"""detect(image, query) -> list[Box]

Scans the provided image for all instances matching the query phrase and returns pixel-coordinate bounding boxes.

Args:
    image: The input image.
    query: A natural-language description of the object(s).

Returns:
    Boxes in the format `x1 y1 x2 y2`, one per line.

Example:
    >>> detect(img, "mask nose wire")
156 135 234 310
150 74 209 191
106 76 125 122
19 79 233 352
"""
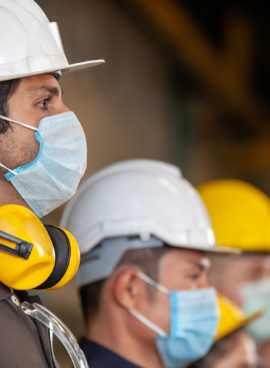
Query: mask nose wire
0 115 37 131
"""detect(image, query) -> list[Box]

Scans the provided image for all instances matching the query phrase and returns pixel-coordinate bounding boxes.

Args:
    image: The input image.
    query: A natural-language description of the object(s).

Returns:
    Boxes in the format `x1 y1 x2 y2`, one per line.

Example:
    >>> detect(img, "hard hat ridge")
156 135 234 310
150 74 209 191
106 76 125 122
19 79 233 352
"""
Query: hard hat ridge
61 160 238 286
61 159 217 252
198 179 270 252
0 0 104 82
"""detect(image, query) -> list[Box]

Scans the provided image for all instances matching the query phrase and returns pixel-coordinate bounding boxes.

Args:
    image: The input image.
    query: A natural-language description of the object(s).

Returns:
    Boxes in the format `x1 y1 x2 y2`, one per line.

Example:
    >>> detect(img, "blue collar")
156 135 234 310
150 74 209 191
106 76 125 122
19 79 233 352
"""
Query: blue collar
80 337 141 368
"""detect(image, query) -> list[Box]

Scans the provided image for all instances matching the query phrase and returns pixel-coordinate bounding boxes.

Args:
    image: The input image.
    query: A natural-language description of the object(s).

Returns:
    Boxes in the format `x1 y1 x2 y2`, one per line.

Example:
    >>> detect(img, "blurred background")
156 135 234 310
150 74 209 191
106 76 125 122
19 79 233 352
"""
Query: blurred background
36 0 270 365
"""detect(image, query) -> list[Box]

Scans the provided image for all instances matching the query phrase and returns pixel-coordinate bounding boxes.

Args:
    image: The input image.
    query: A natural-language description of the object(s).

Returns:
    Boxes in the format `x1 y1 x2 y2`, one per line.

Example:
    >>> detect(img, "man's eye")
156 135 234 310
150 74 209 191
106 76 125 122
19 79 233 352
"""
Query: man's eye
38 97 51 109
188 273 200 280
249 268 263 279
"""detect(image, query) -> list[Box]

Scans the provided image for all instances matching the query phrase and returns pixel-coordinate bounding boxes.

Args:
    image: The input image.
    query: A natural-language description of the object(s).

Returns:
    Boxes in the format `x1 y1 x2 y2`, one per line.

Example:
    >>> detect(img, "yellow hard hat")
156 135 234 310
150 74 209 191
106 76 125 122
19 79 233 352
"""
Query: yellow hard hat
198 179 270 252
0 204 80 290
216 294 263 341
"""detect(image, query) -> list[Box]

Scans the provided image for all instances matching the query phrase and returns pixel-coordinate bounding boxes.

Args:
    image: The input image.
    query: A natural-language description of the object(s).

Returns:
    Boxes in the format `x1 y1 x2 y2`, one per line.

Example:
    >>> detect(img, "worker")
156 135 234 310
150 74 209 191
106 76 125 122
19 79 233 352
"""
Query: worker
0 0 104 366
61 159 236 368
188 294 262 368
198 179 270 367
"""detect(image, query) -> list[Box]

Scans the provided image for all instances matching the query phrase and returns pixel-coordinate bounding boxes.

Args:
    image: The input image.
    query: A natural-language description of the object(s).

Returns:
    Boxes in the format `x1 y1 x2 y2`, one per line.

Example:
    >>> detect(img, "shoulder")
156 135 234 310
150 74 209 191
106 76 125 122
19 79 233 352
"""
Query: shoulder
0 282 11 300
0 283 52 367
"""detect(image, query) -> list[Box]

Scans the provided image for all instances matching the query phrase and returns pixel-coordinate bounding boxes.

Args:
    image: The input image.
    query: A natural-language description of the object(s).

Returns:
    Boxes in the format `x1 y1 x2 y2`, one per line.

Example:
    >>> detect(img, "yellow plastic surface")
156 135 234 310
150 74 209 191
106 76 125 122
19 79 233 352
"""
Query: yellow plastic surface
216 294 263 341
198 179 270 252
48 228 80 290
0 205 55 289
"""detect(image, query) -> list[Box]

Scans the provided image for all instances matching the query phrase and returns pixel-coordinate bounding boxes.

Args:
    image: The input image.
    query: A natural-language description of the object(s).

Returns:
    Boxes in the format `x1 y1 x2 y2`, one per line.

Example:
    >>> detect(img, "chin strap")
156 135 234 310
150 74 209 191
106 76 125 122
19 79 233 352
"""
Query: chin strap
21 302 89 368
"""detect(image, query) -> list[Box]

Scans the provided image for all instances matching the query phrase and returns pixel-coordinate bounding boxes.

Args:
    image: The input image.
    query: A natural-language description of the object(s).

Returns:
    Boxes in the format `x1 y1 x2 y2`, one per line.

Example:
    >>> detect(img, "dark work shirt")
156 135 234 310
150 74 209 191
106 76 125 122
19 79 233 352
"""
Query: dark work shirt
80 337 142 368
0 282 53 368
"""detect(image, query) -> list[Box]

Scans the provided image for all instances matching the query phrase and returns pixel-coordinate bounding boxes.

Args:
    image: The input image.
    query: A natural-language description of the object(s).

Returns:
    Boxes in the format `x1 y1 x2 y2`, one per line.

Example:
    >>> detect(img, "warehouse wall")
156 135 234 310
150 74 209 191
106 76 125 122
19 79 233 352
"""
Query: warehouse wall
40 1 174 365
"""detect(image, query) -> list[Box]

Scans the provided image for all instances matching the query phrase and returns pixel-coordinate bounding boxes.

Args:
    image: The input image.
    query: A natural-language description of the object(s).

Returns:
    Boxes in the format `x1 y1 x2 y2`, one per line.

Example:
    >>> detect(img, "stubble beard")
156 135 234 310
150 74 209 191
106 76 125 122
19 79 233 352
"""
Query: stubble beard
0 129 39 182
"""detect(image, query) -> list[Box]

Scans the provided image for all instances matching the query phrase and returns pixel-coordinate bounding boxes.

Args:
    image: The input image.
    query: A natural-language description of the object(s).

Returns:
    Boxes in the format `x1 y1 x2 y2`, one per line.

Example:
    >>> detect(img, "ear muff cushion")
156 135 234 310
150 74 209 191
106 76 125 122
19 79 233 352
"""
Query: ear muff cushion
36 225 71 289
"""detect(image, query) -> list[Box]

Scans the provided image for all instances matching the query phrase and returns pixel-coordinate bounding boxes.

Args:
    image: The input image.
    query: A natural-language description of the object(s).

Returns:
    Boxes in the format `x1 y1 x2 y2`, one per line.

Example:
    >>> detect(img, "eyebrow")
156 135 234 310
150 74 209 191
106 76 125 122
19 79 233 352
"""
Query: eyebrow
190 259 211 271
30 85 62 96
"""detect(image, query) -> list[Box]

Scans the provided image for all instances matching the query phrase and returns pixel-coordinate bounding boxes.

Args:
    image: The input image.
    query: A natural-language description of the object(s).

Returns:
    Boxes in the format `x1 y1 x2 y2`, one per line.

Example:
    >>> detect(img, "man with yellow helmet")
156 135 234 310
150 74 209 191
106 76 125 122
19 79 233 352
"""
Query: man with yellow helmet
0 0 104 366
199 179 270 367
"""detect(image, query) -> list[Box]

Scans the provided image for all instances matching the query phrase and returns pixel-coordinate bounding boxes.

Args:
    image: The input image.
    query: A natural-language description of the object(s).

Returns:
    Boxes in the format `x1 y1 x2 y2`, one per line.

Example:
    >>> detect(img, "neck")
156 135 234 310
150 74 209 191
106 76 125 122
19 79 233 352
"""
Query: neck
0 179 28 208
87 309 163 368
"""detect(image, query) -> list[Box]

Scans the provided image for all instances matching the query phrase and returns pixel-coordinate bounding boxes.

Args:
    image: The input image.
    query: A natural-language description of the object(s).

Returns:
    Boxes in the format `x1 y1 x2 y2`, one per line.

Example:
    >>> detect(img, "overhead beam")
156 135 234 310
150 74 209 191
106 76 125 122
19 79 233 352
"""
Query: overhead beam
129 0 266 128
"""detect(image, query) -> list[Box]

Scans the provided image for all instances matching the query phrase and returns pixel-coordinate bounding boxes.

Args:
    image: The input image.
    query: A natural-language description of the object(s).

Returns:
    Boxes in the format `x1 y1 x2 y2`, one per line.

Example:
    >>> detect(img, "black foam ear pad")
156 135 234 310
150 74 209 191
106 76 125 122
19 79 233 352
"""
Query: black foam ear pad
36 225 71 289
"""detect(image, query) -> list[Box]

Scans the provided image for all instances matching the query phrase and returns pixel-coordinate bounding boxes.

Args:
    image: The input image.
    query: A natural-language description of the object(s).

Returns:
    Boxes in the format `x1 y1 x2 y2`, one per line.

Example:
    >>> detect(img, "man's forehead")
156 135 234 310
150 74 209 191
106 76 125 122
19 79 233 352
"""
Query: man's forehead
187 255 211 269
18 74 62 96
21 74 60 88
163 248 211 268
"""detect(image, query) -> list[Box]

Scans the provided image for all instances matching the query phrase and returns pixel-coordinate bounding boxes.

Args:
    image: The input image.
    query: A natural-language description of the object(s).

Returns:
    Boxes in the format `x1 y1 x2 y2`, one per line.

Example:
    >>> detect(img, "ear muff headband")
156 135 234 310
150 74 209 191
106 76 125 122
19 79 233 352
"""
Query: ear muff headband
37 225 71 289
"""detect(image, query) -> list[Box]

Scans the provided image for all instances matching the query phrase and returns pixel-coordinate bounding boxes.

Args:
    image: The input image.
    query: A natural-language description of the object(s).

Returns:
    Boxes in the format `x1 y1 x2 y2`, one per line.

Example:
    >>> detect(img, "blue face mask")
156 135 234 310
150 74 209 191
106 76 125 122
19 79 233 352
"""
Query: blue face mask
0 111 87 218
240 277 270 343
129 272 219 368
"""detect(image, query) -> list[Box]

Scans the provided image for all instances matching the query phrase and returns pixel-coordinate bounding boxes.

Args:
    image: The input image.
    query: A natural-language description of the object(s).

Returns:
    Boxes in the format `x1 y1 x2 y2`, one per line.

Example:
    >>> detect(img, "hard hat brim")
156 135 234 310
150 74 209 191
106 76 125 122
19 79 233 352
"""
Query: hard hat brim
0 59 105 82
216 309 264 341
178 243 241 255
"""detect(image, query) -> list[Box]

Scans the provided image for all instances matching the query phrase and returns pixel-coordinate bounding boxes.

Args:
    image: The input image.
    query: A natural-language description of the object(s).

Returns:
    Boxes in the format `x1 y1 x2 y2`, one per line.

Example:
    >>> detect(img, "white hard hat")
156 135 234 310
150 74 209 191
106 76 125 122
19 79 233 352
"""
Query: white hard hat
61 160 238 286
0 0 104 82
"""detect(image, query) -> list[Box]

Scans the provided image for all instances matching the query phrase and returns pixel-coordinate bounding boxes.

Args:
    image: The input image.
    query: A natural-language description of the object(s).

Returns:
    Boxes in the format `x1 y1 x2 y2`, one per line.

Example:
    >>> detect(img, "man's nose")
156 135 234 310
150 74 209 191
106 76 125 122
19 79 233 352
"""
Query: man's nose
198 274 211 289
58 101 69 113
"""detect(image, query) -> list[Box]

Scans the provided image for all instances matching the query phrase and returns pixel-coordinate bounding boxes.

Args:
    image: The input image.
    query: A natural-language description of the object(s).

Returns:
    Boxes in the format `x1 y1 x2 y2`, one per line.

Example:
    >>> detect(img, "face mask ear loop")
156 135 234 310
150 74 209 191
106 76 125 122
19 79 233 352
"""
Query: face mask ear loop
129 271 169 337
0 114 37 131
128 308 167 337
0 163 18 176
137 271 169 295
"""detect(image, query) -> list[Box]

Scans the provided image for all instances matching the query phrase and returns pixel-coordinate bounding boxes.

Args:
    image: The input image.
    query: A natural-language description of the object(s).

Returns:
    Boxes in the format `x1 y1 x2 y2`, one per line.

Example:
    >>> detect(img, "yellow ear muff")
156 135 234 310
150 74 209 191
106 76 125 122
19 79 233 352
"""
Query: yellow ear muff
0 204 80 291
0 204 55 290
49 228 80 290
37 226 80 290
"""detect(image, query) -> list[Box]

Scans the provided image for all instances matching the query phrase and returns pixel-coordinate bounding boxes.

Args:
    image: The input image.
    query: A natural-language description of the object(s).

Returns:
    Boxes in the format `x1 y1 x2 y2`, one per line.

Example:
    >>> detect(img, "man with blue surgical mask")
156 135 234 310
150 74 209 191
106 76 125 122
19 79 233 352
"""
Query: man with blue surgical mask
61 159 237 368
0 0 104 218
0 0 104 366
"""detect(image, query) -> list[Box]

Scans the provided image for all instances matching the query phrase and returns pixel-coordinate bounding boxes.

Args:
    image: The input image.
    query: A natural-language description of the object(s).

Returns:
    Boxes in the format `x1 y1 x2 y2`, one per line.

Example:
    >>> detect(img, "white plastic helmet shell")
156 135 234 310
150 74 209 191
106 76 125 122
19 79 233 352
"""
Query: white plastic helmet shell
0 0 104 81
61 159 234 256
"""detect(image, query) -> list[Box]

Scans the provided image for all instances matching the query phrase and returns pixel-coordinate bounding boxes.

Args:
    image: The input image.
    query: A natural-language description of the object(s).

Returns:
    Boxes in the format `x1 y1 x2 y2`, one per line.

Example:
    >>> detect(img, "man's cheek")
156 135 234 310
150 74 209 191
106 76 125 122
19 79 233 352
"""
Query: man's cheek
11 134 38 168
29 137 40 161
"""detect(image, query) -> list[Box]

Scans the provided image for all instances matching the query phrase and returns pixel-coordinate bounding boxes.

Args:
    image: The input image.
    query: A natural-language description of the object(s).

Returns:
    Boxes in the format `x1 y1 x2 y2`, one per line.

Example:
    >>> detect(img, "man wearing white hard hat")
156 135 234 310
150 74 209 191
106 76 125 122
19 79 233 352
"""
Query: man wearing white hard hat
61 159 237 368
0 0 104 366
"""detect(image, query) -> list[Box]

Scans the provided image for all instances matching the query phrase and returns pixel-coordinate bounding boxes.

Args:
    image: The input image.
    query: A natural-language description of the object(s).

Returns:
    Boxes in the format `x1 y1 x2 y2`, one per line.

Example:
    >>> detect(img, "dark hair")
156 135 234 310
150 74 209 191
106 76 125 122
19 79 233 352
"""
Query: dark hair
0 79 21 134
80 244 174 323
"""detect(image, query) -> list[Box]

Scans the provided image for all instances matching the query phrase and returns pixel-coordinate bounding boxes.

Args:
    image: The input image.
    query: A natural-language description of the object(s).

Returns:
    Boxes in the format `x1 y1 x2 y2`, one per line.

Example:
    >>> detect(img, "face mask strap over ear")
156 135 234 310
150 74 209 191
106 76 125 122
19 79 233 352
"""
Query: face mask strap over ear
0 230 33 259
137 271 169 295
128 271 169 337
36 225 71 289
0 114 37 131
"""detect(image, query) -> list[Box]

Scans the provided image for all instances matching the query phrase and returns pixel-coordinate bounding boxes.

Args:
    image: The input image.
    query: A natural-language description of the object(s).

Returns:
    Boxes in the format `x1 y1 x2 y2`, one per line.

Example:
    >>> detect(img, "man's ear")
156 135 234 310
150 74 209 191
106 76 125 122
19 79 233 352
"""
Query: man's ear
112 268 146 309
